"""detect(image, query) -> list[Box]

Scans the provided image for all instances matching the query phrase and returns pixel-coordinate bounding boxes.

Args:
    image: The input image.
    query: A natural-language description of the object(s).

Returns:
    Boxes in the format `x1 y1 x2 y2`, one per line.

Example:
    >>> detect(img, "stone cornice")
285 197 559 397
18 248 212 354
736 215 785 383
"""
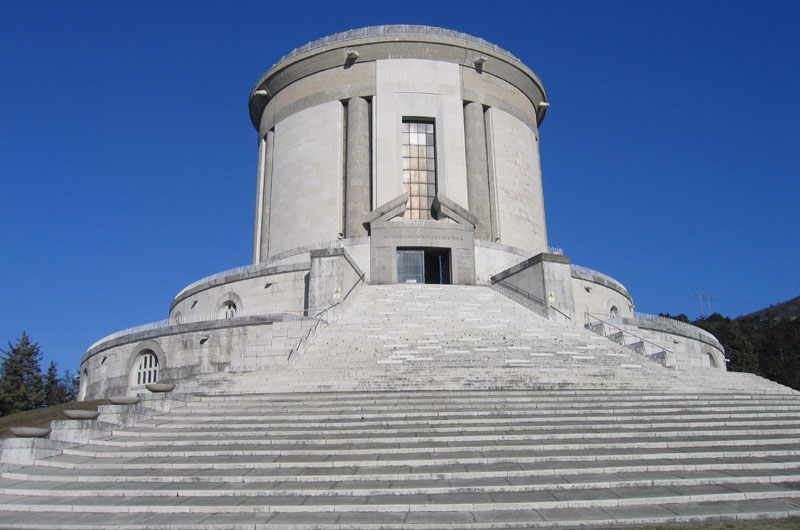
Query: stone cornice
249 26 547 129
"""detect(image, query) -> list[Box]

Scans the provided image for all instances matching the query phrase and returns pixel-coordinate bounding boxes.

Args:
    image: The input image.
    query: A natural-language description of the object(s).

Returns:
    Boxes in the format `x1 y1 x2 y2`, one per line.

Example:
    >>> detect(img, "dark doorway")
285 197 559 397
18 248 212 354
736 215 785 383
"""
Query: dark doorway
397 248 451 284
424 248 451 284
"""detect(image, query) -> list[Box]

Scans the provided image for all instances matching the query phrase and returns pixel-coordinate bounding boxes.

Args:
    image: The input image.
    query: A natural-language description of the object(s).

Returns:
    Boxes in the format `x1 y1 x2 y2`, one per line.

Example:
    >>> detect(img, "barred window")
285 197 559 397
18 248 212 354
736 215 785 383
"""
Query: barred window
402 121 436 220
135 351 159 385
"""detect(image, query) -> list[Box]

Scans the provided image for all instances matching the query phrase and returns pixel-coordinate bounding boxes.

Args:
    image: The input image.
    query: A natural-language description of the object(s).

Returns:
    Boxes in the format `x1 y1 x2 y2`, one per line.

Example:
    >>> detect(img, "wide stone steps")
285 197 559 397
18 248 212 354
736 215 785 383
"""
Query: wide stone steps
180 284 716 395
177 284 792 396
4 390 800 527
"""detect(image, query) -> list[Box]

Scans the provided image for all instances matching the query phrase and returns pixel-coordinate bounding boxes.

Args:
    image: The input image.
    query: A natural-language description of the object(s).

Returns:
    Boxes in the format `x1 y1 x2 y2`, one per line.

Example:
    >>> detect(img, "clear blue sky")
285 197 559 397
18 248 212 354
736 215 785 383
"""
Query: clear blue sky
1 0 798 373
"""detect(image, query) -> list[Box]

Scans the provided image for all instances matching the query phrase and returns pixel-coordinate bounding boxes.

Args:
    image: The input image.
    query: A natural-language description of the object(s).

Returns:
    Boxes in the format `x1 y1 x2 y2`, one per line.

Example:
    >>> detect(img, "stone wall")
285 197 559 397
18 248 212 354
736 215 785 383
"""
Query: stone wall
250 30 550 264
267 101 344 257
613 317 727 370
488 107 547 254
169 266 309 322
570 270 635 323
80 317 313 399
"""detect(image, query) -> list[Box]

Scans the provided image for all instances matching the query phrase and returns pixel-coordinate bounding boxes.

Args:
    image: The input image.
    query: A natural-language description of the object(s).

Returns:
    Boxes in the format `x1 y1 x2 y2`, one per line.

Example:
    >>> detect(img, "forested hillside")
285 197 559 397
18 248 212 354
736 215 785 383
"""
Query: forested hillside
662 296 800 391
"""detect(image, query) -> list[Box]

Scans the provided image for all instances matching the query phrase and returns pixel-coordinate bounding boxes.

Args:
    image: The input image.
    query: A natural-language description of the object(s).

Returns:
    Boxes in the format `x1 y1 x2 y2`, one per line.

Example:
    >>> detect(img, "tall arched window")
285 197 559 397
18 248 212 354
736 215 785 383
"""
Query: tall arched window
135 351 159 385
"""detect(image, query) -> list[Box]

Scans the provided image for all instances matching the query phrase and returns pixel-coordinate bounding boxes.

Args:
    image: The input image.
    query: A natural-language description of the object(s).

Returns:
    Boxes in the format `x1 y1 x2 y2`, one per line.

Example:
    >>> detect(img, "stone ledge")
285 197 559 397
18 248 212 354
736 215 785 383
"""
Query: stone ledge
170 261 310 311
309 247 365 279
491 252 571 283
570 269 633 304
84 314 308 362
618 316 724 352
250 29 547 129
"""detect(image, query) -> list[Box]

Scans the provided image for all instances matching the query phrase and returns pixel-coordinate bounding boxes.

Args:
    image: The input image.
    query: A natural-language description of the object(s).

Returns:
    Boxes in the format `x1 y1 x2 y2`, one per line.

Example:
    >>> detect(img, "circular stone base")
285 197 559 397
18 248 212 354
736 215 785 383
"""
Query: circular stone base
108 396 141 405
10 427 51 438
63 410 100 420
145 383 175 393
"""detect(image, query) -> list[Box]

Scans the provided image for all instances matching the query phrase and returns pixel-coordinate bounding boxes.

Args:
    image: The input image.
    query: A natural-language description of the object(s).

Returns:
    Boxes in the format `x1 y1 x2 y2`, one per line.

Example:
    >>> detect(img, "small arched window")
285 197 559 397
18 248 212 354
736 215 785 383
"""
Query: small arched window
223 301 237 319
135 351 159 385
609 305 619 317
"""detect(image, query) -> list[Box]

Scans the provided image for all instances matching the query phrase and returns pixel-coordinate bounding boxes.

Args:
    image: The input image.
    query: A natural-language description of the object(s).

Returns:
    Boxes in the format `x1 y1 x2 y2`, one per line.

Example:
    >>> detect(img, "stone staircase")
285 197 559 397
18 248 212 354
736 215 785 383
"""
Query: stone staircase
3 389 800 527
178 285 792 395
2 284 799 527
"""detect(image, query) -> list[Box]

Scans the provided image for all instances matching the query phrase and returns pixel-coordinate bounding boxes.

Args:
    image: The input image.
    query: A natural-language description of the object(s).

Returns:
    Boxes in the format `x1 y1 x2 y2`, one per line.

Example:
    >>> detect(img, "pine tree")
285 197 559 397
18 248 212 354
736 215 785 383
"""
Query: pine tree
61 369 79 403
0 332 45 416
43 361 64 407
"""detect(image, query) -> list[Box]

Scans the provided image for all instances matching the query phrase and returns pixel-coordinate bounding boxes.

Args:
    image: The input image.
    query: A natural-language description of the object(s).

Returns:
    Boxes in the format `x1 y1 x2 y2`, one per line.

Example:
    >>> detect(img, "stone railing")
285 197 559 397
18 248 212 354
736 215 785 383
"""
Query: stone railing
278 25 520 65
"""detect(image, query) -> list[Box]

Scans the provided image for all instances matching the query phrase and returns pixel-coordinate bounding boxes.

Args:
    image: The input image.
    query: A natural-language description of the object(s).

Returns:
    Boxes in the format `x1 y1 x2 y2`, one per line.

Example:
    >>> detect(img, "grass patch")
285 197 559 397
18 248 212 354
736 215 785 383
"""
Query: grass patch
0 400 109 438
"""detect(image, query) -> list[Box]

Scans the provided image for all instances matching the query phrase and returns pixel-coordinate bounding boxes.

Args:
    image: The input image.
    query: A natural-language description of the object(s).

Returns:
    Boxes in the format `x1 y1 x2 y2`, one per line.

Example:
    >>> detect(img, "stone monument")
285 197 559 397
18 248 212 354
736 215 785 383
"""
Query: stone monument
77 26 726 400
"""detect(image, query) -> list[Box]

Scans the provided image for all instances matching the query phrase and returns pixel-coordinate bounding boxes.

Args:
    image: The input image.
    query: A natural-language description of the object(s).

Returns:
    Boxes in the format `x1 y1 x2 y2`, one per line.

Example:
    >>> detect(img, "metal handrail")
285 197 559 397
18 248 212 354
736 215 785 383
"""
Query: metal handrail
584 312 674 365
492 282 546 318
288 270 367 363
492 279 571 322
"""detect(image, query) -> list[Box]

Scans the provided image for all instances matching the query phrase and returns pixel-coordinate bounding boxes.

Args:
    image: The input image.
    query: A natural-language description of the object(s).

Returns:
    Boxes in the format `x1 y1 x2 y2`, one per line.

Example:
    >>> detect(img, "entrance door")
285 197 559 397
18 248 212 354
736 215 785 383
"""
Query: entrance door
397 248 451 284
397 250 424 283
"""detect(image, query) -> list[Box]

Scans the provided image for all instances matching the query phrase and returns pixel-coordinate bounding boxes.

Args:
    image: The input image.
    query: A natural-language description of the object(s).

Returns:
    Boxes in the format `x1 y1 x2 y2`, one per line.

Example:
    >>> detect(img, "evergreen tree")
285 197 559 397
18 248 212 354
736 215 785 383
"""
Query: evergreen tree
43 361 66 407
61 369 79 403
0 332 45 416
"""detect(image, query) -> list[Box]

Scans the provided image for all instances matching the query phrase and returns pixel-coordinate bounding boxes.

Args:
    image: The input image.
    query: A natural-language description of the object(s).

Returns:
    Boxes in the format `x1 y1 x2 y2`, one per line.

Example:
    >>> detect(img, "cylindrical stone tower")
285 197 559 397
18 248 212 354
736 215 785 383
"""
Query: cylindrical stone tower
249 25 549 282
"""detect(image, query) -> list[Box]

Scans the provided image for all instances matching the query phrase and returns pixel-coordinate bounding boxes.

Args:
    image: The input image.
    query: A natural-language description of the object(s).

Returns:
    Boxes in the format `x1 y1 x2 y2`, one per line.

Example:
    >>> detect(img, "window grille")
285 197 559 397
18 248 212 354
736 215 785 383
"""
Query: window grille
136 352 159 385
397 250 425 284
402 121 436 220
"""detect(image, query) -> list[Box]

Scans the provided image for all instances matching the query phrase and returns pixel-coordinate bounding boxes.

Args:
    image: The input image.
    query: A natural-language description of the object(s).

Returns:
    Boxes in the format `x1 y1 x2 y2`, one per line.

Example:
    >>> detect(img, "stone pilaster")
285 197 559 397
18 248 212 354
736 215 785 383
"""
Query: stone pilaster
463 101 491 240
345 97 370 237
257 129 275 262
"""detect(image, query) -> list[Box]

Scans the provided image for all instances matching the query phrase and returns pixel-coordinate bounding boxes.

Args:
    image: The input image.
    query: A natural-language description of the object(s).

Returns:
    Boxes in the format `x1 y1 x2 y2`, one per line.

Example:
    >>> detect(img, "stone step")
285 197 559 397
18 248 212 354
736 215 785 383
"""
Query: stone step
5 470 800 498
4 387 800 526
1 484 799 515
93 428 800 450
168 399 800 412
10 456 800 483
148 407 800 425
58 438 800 461
2 497 800 528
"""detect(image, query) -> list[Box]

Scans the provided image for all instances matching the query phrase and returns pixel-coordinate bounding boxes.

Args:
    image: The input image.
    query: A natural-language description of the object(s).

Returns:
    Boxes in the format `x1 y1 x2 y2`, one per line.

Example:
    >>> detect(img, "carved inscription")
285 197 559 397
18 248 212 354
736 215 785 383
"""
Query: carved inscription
383 234 464 242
